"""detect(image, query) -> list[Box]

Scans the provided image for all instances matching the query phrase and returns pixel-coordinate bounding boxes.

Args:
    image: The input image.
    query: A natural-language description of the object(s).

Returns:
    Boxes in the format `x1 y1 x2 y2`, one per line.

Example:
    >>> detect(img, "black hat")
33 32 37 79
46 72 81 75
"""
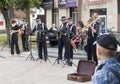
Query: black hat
97 34 119 51
22 18 27 22
36 18 41 22
60 16 67 20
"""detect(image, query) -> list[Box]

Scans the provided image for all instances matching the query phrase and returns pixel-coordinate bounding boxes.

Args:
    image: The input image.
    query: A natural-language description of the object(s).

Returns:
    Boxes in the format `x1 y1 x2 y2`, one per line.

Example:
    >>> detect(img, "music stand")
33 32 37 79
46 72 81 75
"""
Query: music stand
53 30 77 67
53 58 66 65
26 35 35 61
38 58 51 63
0 41 7 59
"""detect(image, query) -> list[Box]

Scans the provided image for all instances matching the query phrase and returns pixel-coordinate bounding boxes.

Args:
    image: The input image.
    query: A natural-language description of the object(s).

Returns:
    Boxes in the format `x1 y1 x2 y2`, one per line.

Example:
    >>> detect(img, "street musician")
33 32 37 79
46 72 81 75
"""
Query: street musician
57 16 69 62
10 19 21 56
85 13 101 66
32 18 48 61
21 18 30 52
67 17 76 66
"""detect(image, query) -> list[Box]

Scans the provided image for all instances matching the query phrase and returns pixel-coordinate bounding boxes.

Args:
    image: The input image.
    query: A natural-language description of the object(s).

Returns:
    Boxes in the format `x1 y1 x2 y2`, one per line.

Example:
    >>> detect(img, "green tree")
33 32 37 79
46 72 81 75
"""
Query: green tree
15 0 43 29
0 0 15 45
0 0 43 45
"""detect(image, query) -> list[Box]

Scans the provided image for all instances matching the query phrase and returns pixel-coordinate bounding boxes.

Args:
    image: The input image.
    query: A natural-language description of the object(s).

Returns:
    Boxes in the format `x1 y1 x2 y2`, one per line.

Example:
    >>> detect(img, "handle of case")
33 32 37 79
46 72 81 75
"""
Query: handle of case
71 76 77 81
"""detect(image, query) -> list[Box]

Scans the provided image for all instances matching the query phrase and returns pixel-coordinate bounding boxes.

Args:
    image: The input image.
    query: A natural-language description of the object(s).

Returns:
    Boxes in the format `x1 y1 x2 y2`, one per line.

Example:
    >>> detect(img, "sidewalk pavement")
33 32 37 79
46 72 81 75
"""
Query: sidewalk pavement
0 47 93 84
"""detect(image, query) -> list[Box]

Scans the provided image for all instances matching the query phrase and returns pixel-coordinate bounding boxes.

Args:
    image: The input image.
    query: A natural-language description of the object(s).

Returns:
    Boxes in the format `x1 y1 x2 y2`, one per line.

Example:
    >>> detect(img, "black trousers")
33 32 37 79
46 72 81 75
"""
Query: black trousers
21 34 29 51
37 36 47 59
69 44 73 60
11 33 20 55
85 37 98 65
58 36 69 60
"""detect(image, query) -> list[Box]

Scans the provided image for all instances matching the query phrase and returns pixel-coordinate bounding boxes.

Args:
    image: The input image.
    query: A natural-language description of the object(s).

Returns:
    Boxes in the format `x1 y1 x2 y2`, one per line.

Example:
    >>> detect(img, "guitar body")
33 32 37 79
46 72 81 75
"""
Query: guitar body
18 28 25 36
73 36 80 46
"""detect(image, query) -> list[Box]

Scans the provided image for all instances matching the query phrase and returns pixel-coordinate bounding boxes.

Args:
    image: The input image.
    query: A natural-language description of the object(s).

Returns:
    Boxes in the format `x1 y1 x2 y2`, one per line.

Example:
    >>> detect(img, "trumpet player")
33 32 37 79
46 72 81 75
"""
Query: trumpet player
85 13 101 66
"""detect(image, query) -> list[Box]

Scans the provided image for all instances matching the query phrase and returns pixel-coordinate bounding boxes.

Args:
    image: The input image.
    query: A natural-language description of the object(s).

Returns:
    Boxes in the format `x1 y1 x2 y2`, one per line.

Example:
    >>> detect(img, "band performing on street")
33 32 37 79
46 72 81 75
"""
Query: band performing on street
1 1 120 83
4 13 104 67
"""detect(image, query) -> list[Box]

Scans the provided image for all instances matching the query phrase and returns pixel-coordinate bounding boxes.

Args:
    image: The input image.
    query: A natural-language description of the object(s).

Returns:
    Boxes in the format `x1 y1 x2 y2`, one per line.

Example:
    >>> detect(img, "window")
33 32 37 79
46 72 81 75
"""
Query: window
54 8 59 27
70 8 78 26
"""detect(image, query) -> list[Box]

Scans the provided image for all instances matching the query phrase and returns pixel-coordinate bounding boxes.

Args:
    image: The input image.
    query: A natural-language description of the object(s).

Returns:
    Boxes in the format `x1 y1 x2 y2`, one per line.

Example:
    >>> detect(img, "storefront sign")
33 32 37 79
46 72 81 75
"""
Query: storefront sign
67 0 78 7
85 0 107 5
43 0 53 9
58 0 77 8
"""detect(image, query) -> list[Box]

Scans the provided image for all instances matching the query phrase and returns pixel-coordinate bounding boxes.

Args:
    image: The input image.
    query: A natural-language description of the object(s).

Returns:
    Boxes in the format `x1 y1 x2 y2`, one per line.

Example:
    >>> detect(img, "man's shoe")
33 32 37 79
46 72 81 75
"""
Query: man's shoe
57 58 62 64
44 58 47 62
68 62 72 66
39 57 43 59
26 49 29 52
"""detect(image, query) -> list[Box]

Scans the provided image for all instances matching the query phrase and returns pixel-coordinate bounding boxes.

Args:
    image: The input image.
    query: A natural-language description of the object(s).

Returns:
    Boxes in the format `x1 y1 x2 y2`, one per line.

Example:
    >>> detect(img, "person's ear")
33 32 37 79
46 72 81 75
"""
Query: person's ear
96 44 102 57
98 47 102 55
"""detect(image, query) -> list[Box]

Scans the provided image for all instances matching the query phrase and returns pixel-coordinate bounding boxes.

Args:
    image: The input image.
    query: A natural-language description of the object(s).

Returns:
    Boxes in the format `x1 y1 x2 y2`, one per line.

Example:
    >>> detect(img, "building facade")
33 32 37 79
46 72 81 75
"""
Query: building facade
43 0 78 29
30 8 45 29
81 0 119 32
44 0 120 31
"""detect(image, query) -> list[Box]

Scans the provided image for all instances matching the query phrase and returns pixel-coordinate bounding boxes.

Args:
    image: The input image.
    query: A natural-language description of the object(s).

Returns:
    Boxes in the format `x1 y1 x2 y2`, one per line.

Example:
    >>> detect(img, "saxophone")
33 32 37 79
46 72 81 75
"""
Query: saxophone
56 32 62 39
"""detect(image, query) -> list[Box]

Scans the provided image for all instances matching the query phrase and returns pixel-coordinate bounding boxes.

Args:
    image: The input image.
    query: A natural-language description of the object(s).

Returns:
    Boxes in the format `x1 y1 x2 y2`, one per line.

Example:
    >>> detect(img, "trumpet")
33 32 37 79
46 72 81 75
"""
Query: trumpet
86 17 100 28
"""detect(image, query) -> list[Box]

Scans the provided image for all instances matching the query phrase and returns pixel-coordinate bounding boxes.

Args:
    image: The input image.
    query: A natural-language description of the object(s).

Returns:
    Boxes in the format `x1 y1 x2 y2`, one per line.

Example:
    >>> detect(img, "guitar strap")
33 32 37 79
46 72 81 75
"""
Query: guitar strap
69 24 74 31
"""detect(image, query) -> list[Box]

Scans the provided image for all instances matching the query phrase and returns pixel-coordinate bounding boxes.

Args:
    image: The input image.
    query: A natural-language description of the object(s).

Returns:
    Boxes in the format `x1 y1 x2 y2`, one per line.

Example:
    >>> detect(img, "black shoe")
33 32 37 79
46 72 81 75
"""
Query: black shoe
26 49 29 52
39 57 43 59
58 57 62 60
68 62 72 66
66 60 72 66
56 58 62 64
44 58 47 62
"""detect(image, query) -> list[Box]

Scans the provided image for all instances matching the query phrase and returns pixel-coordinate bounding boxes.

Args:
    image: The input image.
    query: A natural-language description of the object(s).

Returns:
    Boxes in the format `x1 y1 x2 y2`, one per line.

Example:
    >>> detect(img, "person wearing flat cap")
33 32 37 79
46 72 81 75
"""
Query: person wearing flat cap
93 34 120 84
66 17 76 66
32 18 48 62
57 16 69 62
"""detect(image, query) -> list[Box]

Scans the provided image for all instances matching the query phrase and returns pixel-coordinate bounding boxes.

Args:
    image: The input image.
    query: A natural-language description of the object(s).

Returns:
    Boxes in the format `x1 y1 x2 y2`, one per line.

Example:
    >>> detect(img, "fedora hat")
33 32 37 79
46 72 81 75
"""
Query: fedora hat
60 16 67 20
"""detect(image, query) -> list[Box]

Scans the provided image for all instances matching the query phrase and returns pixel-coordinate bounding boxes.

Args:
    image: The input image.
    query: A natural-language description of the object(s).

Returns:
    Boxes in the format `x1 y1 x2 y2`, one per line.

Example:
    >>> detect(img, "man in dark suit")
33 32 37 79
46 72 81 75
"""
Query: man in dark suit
21 18 30 52
58 16 69 61
86 13 101 65
32 18 48 61
67 17 76 66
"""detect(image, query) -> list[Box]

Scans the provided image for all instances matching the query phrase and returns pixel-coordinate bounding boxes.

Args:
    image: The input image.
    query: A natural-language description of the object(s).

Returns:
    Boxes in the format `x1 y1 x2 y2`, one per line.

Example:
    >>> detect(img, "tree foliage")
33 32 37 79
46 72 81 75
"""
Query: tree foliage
0 0 43 44
15 0 43 10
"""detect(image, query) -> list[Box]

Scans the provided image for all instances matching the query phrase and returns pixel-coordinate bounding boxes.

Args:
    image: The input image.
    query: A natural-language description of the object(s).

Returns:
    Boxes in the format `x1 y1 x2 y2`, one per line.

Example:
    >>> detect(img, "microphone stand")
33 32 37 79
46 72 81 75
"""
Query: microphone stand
0 41 7 59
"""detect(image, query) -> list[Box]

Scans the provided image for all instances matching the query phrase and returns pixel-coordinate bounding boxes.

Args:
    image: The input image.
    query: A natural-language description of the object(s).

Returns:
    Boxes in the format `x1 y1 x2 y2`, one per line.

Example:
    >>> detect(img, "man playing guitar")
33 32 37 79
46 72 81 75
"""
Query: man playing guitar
21 18 30 52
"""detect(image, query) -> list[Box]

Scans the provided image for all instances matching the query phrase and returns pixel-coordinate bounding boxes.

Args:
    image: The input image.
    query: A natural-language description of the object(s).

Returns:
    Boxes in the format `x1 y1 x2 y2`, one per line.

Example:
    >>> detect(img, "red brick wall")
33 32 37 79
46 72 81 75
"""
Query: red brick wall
77 0 82 23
